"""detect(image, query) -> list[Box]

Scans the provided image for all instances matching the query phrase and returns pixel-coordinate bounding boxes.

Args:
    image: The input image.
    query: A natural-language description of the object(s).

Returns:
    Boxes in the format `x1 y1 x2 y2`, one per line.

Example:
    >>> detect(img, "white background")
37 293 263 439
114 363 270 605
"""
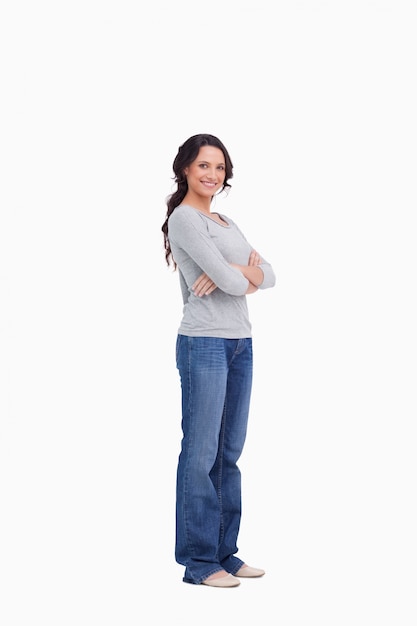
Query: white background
1 1 416 624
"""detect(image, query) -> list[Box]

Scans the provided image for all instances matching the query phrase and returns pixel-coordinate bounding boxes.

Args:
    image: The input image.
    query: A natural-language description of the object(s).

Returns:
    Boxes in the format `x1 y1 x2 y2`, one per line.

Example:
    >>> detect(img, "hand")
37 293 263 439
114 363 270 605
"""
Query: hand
248 250 261 266
192 272 218 297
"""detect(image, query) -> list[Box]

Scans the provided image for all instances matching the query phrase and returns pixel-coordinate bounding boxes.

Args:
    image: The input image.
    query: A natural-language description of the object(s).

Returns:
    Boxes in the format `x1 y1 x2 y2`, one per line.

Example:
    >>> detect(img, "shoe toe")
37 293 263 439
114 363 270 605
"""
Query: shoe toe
202 573 240 588
235 566 265 578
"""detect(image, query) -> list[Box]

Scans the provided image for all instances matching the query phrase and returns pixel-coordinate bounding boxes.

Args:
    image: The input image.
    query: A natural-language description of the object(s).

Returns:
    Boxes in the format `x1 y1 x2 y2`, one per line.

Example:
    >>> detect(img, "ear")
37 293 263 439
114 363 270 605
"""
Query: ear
183 167 188 176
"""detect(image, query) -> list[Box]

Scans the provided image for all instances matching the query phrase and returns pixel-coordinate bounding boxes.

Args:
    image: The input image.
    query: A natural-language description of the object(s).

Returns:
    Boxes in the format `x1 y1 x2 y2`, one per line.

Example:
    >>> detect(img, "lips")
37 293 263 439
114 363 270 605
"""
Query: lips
201 181 217 188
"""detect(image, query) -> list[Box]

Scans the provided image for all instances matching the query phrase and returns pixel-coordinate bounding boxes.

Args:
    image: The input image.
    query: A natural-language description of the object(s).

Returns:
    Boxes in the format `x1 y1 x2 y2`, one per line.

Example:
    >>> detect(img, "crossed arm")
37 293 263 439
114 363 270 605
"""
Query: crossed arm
192 250 263 297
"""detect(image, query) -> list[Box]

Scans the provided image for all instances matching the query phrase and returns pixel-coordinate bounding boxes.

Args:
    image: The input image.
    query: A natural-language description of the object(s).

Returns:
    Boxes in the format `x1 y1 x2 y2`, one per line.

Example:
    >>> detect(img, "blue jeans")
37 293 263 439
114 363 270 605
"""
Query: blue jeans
175 335 253 584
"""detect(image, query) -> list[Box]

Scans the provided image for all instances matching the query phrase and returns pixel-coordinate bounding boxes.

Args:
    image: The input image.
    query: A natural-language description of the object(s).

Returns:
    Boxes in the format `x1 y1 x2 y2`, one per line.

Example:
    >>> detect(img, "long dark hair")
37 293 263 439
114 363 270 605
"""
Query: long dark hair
161 133 234 268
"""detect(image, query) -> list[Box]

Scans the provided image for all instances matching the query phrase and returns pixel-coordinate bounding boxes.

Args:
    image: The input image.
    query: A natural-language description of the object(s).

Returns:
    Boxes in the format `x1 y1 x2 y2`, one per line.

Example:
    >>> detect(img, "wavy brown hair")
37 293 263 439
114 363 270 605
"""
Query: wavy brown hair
161 134 234 268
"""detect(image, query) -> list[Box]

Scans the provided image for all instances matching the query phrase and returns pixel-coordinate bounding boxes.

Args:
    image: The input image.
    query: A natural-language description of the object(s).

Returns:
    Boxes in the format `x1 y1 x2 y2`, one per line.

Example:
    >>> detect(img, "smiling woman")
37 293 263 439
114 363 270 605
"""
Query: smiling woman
161 133 276 587
182 145 227 212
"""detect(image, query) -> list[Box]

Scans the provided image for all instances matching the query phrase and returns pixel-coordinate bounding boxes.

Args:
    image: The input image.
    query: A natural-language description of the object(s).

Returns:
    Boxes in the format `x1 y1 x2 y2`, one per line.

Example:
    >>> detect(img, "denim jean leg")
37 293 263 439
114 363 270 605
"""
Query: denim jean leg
175 336 229 583
216 338 253 574
175 335 253 583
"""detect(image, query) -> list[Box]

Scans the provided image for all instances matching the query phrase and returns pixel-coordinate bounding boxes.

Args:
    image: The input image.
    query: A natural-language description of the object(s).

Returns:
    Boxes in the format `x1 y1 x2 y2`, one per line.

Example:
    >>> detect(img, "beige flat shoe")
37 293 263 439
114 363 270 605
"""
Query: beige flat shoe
235 565 265 578
202 573 241 588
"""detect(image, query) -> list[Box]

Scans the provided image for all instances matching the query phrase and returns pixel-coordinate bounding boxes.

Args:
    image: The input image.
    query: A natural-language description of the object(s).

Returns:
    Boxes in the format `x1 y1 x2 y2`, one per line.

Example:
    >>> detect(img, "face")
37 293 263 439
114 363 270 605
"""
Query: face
184 146 226 200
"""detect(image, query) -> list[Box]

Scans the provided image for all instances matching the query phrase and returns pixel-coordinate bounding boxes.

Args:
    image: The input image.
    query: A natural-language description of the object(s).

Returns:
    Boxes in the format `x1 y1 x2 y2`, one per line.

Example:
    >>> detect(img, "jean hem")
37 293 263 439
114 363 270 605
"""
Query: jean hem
183 566 224 585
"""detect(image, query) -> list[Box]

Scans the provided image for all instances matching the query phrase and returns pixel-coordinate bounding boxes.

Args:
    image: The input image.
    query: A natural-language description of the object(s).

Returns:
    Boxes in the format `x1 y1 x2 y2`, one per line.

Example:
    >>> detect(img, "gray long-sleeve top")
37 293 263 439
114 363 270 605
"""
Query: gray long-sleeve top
167 205 276 338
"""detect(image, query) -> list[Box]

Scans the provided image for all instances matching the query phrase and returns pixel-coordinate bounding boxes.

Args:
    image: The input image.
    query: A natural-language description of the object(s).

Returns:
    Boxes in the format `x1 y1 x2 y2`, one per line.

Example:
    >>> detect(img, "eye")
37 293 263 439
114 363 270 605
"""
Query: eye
217 165 225 171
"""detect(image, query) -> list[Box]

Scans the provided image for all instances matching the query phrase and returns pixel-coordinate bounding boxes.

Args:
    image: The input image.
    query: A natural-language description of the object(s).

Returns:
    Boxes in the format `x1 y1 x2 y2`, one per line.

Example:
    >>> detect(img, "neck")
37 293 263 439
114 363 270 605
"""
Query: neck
182 192 212 214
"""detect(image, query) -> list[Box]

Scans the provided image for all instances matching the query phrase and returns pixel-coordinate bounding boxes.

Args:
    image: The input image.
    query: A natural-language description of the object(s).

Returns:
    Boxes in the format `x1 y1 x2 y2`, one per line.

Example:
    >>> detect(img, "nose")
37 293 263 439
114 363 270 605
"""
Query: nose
206 167 217 180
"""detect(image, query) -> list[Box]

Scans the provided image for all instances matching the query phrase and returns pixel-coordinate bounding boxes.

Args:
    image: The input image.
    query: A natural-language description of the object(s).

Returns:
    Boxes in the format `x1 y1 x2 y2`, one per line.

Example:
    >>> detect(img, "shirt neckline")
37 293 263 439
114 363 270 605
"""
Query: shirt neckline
180 204 230 228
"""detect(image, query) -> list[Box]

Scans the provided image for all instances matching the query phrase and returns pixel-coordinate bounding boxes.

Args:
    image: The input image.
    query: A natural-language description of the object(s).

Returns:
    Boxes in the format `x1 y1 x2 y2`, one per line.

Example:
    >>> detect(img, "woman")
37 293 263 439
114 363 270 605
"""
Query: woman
162 134 276 587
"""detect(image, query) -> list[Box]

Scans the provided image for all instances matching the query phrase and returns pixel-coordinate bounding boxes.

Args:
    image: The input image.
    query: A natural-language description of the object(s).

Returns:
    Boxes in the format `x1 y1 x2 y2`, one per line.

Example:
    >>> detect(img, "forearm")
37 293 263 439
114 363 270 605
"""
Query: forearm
232 264 264 288
245 281 259 294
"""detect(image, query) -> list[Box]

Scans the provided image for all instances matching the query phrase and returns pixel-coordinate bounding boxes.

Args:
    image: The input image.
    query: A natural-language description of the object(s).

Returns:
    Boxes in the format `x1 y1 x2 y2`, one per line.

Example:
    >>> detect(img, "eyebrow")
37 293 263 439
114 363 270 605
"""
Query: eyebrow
197 160 225 166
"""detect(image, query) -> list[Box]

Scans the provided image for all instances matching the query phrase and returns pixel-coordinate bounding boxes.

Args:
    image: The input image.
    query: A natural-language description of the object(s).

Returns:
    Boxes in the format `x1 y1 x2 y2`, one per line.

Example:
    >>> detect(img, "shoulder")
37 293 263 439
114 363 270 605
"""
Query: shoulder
168 205 207 230
168 205 195 224
167 205 209 242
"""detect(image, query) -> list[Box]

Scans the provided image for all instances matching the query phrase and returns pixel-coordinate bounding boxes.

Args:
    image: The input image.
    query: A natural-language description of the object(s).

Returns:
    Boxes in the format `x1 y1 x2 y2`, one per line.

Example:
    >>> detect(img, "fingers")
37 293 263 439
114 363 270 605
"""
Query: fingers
248 250 261 266
192 273 217 297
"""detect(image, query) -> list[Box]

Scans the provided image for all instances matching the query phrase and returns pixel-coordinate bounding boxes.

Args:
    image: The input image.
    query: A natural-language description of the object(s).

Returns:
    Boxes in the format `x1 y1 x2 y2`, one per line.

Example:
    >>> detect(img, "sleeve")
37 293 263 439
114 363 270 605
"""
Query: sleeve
256 261 276 290
168 208 250 296
231 221 276 290
179 270 189 305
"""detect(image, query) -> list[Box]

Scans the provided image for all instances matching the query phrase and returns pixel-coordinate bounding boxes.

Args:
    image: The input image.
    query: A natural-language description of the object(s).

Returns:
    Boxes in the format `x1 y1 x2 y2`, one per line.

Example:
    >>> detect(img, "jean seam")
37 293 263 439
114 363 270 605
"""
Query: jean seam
217 402 226 547
183 336 197 558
